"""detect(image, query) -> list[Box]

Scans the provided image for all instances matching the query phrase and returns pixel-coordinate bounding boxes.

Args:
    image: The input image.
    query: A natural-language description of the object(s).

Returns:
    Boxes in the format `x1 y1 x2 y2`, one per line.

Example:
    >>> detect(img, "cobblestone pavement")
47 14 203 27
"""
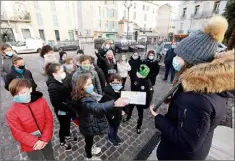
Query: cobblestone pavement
0 50 171 160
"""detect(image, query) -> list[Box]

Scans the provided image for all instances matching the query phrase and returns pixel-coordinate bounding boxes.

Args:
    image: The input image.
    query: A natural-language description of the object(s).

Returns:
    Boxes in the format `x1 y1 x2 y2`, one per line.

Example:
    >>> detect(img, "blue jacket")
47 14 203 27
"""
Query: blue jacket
72 96 115 136
155 52 234 160
164 48 176 66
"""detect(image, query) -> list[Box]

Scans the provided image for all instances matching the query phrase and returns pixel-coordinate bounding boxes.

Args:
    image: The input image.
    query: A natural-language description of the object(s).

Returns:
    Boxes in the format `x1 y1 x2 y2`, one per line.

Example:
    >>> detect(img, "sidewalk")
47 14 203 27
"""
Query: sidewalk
147 126 234 160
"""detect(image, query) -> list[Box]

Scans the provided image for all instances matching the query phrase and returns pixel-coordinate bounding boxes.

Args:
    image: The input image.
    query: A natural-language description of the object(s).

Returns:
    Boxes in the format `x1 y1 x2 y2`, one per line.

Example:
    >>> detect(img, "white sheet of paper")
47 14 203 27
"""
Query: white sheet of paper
121 91 146 105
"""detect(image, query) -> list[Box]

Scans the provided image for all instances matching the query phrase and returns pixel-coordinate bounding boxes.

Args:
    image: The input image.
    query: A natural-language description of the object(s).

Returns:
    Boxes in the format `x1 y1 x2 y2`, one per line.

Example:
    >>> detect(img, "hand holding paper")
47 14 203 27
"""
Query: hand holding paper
121 91 146 105
114 98 129 107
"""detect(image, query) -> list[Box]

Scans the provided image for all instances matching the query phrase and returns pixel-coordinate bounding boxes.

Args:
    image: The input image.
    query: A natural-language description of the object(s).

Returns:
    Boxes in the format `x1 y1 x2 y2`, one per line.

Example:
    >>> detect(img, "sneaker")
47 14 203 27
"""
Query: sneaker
91 146 101 155
85 156 102 161
109 138 119 147
65 136 78 142
116 136 122 144
137 128 141 134
60 142 72 151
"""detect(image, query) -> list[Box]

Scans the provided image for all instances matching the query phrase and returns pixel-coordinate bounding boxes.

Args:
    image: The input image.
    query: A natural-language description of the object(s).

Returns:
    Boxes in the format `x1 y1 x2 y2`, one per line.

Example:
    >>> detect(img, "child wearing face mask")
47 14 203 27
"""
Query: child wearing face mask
39 45 58 75
0 43 17 82
46 63 77 151
59 51 67 65
72 55 102 94
128 50 143 90
96 49 117 83
125 65 154 134
5 78 54 161
71 75 128 160
144 50 160 86
5 57 37 92
100 74 129 146
117 54 131 88
63 57 76 75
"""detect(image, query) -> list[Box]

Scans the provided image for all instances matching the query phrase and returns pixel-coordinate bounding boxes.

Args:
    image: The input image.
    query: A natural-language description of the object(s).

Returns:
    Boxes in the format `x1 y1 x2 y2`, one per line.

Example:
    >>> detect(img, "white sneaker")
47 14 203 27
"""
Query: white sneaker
91 146 101 155
85 156 102 161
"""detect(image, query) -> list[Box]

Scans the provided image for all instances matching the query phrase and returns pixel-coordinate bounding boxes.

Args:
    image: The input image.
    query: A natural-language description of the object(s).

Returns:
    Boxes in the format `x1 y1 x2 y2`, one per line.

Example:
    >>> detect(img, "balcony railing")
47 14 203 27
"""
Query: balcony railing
1 12 31 22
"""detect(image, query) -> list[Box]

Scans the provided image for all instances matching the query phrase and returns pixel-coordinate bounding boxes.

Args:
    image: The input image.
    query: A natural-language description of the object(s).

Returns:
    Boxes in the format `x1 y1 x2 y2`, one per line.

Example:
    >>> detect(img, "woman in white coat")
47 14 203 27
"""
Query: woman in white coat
117 53 131 89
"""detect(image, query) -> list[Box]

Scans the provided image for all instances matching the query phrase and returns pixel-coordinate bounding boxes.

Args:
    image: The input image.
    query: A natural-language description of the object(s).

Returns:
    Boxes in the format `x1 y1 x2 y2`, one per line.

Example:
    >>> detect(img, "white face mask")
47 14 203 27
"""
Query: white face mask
105 45 110 49
132 54 139 60
60 72 66 80
148 55 154 60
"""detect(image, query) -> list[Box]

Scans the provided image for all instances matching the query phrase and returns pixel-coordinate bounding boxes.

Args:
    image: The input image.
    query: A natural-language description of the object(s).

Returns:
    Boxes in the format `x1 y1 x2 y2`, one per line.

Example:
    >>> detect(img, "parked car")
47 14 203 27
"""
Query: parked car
53 41 80 51
114 40 129 53
11 38 44 54
129 42 146 52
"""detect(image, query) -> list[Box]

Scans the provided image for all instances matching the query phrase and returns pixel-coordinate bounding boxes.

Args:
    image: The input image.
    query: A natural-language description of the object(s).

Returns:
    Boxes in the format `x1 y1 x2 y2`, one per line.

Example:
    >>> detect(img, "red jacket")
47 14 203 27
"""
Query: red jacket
5 94 53 152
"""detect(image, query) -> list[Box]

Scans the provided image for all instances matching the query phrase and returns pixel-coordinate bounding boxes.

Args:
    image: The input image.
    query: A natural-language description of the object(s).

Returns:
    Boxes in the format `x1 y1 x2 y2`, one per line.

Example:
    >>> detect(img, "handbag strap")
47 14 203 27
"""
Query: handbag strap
28 105 41 133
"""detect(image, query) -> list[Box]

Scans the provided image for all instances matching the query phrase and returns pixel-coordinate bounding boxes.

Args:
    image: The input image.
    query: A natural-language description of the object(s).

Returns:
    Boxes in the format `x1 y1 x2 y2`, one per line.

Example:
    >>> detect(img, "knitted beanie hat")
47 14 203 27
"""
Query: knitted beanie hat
174 15 228 65
138 64 150 78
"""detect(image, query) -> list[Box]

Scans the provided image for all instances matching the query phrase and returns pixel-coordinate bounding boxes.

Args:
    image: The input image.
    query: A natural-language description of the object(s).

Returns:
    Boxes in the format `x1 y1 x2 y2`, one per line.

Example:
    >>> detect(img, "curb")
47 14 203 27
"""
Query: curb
134 131 161 160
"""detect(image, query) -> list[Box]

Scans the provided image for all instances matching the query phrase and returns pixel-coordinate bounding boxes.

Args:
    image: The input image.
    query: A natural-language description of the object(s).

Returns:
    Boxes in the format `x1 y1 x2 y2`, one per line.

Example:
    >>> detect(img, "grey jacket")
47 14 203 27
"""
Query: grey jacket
72 67 102 94
1 54 17 82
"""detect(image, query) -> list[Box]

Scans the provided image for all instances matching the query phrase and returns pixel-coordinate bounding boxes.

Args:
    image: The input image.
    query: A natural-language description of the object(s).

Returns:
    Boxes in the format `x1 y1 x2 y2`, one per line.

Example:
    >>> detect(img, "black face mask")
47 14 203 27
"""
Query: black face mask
18 65 25 69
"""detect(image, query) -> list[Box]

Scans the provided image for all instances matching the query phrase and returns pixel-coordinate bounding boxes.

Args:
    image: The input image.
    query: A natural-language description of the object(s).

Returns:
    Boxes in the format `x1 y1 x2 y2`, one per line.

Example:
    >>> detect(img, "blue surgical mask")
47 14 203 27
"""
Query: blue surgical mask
172 57 182 71
65 64 73 70
111 84 123 91
13 92 31 103
85 84 94 94
6 51 13 56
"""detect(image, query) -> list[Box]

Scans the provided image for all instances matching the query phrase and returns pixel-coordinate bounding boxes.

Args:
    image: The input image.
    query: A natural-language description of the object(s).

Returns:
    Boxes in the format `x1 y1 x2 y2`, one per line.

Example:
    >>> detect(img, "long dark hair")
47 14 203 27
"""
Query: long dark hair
40 45 53 58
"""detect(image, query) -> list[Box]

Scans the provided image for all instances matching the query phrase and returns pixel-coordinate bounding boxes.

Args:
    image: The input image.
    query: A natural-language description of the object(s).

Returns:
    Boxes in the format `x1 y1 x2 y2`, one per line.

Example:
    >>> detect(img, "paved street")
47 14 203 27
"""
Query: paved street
0 49 171 160
0 48 233 160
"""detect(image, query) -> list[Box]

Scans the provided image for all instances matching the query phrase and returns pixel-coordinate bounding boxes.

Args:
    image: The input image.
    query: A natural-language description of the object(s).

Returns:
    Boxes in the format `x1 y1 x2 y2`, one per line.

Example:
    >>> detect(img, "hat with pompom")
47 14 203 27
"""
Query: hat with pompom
174 15 228 65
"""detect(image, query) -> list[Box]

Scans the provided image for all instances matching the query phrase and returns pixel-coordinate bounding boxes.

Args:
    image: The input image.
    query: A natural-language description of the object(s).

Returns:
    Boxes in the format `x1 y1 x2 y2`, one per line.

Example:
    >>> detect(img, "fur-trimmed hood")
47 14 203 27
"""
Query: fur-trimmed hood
181 50 234 94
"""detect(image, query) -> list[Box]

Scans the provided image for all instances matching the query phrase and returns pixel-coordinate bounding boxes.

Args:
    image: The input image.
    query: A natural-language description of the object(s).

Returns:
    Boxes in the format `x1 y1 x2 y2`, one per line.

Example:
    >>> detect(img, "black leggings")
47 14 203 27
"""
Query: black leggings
56 114 71 143
122 77 127 88
84 135 94 158
127 105 144 129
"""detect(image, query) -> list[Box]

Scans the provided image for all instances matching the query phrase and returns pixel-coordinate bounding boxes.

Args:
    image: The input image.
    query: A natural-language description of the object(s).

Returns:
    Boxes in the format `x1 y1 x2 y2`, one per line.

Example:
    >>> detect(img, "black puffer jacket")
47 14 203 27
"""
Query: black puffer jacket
5 66 37 91
94 64 106 90
132 77 154 109
100 85 129 126
155 52 235 160
128 56 142 82
46 74 72 115
71 96 115 136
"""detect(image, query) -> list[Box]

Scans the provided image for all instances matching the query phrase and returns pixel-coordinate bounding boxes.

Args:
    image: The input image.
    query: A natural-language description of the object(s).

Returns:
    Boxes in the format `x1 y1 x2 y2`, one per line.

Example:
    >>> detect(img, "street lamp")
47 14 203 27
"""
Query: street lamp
124 2 132 40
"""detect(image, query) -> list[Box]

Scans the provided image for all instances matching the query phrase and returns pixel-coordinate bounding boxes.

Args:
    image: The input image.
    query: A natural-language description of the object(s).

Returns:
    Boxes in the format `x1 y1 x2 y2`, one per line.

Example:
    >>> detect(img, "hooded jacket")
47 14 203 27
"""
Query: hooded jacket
144 50 160 77
46 74 72 114
155 51 235 160
5 91 53 152
71 96 115 136
1 54 17 81
128 55 142 82
5 66 37 91
100 85 129 126
72 67 102 94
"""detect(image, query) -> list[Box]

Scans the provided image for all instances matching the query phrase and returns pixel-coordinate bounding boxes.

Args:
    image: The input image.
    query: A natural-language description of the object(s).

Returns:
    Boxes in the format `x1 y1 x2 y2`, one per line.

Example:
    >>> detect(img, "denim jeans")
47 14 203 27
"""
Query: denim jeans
164 64 175 82
108 125 118 141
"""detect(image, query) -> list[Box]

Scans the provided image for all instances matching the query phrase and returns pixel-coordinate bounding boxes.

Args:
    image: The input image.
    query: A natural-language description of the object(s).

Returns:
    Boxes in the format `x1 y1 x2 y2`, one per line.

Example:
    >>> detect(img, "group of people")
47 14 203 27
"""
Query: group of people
1 15 234 161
